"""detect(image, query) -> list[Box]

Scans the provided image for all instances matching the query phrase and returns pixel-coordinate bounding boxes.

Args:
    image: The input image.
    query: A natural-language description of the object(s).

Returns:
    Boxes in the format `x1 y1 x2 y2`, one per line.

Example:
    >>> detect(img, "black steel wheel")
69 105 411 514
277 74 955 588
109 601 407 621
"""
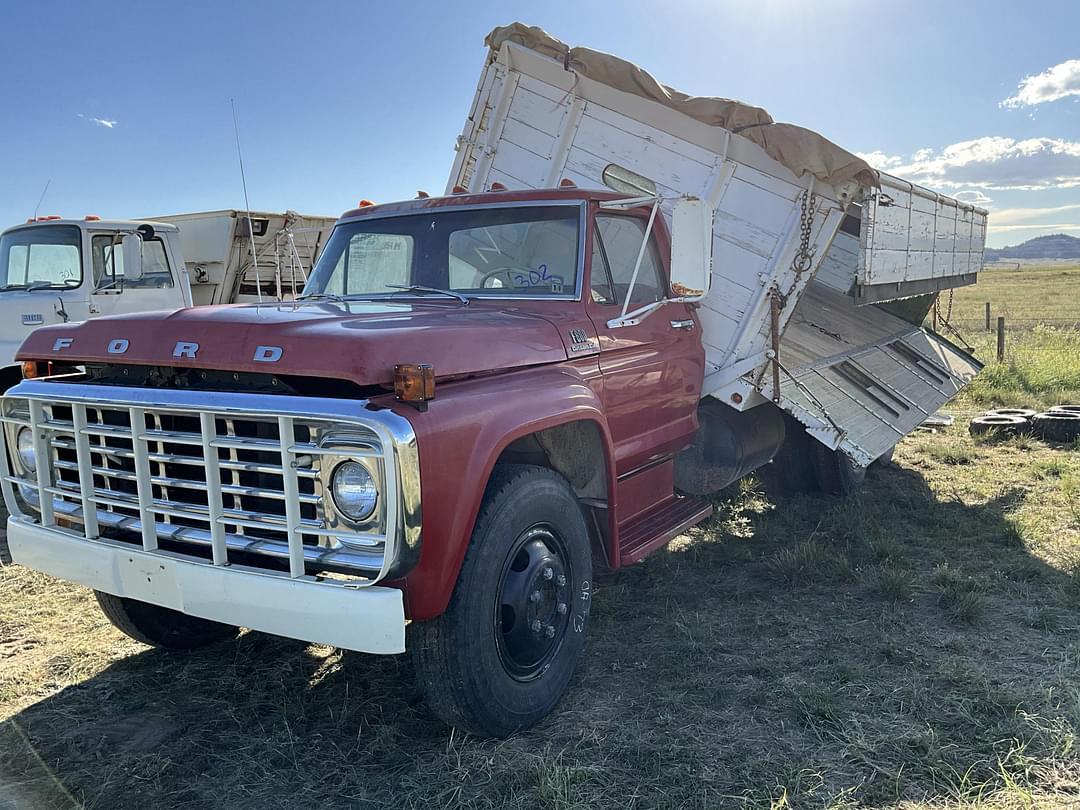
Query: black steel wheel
409 465 592 737
495 526 574 681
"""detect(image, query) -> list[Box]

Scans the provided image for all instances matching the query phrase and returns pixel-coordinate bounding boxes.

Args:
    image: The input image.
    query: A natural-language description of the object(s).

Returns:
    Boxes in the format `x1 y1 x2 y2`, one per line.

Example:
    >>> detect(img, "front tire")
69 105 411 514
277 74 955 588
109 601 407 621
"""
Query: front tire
95 592 239 650
409 465 592 737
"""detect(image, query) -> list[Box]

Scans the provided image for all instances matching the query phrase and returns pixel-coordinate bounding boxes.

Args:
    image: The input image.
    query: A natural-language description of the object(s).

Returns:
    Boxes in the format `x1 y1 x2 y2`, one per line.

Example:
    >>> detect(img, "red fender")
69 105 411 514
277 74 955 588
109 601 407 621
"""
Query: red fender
382 362 617 620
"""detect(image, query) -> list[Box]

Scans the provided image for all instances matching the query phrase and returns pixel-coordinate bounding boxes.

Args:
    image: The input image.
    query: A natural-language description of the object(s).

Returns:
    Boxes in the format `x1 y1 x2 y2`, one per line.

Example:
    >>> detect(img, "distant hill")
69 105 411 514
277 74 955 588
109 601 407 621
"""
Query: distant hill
984 233 1080 261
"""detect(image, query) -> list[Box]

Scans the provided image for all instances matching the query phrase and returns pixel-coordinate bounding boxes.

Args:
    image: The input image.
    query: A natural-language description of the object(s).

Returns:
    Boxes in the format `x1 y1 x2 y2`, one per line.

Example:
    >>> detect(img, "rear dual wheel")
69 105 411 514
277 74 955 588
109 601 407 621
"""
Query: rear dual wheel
409 465 592 737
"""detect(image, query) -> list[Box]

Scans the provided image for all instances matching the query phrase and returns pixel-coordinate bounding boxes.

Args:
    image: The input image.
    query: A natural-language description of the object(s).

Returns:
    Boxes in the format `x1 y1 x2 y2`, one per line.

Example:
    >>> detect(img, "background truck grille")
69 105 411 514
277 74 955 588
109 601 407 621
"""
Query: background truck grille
1 384 418 583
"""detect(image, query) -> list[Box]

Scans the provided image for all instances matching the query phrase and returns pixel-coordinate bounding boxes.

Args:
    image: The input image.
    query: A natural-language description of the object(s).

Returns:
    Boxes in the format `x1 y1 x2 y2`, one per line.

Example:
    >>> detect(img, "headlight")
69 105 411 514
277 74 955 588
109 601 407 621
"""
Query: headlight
330 461 378 522
16 427 36 475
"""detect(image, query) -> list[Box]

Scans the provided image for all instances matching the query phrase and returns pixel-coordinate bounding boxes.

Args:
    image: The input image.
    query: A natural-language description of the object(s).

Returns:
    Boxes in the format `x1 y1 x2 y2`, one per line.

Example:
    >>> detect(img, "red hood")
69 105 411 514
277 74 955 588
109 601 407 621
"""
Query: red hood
18 301 571 385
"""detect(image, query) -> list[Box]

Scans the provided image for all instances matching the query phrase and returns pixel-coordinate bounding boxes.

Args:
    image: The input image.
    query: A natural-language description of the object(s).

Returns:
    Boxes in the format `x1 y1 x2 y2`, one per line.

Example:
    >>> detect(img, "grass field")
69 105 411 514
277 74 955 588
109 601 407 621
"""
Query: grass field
1 266 1079 809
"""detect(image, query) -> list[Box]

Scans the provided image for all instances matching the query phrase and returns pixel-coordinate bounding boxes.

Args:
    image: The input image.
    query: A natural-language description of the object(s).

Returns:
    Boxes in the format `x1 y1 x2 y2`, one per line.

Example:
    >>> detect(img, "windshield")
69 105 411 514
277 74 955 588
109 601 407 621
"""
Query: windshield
0 225 82 289
305 205 582 299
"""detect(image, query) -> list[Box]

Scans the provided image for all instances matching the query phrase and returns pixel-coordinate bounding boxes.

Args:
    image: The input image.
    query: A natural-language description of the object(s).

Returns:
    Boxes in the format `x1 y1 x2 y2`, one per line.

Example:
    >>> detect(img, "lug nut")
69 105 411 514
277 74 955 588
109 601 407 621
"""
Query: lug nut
529 590 542 603
530 619 542 633
544 624 556 638
556 602 568 615
556 574 567 587
542 567 554 580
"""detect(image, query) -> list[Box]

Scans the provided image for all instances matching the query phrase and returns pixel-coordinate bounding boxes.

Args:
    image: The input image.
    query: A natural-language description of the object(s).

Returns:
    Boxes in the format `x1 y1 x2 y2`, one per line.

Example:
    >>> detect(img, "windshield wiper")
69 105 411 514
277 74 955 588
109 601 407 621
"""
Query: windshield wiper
385 284 470 306
296 291 348 303
26 280 77 292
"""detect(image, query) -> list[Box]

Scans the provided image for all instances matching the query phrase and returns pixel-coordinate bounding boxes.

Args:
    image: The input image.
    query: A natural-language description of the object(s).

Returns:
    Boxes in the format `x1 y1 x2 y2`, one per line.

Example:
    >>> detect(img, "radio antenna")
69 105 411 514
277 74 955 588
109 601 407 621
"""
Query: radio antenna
231 99 263 302
31 178 51 221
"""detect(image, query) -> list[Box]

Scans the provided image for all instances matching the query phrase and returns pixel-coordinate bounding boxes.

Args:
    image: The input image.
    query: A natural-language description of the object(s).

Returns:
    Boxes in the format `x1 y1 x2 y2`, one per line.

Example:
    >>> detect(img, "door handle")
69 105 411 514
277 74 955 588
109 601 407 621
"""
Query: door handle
670 319 695 331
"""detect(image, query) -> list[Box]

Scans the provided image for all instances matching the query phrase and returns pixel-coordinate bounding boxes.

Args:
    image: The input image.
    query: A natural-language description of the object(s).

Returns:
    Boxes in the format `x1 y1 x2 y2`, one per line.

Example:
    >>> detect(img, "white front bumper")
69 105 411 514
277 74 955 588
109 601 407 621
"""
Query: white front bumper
7 518 406 654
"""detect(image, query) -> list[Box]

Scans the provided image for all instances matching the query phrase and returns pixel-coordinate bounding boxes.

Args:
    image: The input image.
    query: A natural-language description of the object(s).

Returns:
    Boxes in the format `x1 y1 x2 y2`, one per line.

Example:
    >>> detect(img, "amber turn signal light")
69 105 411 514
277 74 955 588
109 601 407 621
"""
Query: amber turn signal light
394 363 435 406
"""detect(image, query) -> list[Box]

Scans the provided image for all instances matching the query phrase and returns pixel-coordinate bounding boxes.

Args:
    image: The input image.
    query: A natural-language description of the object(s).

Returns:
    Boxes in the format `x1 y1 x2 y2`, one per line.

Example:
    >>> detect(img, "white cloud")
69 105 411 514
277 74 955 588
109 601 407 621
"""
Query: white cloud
953 190 994 207
891 136 1080 190
988 223 1080 234
77 113 117 129
989 202 1080 225
855 150 904 170
1002 58 1080 108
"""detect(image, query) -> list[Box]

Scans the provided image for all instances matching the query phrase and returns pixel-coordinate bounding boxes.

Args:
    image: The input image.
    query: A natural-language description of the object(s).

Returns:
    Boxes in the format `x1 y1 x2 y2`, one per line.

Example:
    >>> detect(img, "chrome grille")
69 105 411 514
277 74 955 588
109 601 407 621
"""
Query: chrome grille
1 381 422 583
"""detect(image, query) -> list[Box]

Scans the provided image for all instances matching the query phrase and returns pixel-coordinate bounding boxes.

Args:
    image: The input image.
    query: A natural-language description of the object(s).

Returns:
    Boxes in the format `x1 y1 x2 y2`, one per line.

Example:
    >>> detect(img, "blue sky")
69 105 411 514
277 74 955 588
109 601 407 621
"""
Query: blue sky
1 0 1078 247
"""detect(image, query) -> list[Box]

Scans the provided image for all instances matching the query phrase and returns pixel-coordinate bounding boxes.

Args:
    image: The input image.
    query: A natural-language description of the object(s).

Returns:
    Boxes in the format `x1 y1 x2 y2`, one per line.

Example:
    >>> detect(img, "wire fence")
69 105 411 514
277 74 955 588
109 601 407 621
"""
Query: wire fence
949 317 1080 331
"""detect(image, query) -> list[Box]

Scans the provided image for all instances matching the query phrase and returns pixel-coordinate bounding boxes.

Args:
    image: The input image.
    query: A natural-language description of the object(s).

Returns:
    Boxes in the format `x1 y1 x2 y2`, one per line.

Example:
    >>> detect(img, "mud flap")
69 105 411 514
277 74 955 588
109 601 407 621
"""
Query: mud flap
762 282 982 466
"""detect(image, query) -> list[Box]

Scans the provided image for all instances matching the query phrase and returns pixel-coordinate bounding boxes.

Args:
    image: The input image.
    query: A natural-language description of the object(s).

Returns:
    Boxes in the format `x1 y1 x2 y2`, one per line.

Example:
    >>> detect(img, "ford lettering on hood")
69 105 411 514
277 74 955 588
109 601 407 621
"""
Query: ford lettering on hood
17 299 571 385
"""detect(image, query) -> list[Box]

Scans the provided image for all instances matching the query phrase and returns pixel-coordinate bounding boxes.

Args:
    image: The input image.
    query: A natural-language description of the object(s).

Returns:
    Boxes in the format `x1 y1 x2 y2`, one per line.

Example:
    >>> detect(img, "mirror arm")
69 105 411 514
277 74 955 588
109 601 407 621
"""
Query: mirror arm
617 200 661 321
606 298 664 329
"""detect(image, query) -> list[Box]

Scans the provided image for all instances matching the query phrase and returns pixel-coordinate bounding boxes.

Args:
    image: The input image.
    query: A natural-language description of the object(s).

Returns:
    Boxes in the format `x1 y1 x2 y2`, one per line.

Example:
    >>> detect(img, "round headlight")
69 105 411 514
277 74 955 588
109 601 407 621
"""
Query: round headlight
330 461 378 522
16 427 36 475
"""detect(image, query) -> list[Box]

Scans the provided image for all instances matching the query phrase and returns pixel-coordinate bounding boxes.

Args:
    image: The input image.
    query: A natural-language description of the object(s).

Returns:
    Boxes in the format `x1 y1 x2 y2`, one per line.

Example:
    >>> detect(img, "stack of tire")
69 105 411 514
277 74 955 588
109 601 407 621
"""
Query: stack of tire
1033 405 1080 443
969 406 1080 443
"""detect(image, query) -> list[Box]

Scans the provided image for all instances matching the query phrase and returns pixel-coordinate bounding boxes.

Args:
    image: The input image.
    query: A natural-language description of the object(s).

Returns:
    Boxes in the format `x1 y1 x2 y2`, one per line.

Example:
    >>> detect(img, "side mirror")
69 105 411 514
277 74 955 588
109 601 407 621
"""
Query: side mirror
121 233 144 282
670 196 713 301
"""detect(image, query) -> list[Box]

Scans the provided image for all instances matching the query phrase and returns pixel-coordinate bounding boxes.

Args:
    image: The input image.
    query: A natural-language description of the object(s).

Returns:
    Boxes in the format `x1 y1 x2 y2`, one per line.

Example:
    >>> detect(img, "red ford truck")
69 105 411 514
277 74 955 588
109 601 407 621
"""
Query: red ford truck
1 24 985 736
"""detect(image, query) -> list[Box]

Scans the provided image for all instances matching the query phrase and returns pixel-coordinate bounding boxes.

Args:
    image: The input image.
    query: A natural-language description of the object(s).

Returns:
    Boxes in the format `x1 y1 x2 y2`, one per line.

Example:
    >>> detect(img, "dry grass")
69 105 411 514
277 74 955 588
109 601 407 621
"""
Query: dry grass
2 426 1080 809
2 267 1079 808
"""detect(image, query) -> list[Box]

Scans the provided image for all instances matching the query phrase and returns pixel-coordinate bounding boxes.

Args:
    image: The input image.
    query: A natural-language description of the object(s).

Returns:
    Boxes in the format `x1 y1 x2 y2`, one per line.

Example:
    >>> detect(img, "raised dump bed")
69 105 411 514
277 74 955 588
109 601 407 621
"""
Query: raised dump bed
450 23 984 464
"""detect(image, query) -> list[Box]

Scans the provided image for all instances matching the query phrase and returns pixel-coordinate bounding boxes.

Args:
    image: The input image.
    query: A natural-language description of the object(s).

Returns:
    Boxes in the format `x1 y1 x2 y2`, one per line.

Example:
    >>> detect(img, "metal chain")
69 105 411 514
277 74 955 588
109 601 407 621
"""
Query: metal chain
778 189 818 307
759 188 819 392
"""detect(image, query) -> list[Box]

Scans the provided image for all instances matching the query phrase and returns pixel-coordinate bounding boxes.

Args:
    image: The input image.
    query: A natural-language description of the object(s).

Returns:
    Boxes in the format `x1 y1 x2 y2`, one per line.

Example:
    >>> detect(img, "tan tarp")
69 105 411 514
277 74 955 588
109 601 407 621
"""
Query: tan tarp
486 23 879 189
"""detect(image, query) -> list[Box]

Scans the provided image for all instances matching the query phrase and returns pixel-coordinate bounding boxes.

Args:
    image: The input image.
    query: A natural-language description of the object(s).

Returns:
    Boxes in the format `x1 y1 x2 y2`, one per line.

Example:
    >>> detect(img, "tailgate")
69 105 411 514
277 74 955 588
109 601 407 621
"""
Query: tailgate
858 173 988 304
768 282 982 465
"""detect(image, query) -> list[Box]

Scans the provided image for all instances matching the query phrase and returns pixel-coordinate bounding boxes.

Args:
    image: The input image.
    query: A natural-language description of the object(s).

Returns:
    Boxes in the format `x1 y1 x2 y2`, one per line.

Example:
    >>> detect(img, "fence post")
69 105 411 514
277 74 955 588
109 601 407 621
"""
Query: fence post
985 302 991 332
997 316 1005 362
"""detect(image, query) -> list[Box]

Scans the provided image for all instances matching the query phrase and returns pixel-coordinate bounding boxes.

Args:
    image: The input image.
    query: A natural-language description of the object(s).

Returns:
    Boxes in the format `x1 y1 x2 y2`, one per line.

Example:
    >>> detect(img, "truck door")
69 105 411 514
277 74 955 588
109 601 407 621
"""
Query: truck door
585 210 704 476
89 233 187 318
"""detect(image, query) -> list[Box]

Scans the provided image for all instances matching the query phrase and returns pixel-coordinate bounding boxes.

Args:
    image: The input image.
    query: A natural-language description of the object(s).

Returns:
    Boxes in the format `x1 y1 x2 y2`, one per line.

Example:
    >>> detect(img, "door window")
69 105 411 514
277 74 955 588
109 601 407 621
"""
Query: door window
92 235 174 290
590 215 664 309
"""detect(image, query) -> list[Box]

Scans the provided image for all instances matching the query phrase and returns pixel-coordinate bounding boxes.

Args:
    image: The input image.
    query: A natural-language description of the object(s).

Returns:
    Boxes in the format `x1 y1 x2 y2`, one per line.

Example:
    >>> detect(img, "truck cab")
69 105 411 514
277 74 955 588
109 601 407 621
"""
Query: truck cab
0 218 191 388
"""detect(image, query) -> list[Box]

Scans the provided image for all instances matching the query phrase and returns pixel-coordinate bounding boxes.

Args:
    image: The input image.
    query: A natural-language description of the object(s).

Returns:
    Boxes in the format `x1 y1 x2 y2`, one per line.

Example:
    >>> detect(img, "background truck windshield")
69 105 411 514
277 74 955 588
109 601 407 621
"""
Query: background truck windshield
306 205 581 299
0 225 82 289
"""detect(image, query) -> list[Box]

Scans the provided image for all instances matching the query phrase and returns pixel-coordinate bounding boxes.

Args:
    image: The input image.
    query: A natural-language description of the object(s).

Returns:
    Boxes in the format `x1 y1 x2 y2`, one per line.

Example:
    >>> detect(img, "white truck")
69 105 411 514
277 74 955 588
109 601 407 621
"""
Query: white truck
0 210 335 388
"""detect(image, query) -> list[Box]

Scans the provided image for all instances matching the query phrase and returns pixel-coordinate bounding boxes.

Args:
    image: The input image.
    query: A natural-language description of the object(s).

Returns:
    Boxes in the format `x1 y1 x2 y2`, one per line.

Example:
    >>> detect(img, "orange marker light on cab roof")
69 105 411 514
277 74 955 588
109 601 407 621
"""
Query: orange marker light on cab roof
489 182 508 191
84 215 101 221
451 185 468 194
357 199 376 208
559 178 577 188
44 215 62 221
394 363 435 410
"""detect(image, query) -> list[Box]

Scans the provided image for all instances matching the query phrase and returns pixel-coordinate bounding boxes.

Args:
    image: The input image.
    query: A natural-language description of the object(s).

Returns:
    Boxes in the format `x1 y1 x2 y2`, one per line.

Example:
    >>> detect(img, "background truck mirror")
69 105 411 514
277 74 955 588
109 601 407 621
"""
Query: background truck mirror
670 197 712 300
121 233 144 282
